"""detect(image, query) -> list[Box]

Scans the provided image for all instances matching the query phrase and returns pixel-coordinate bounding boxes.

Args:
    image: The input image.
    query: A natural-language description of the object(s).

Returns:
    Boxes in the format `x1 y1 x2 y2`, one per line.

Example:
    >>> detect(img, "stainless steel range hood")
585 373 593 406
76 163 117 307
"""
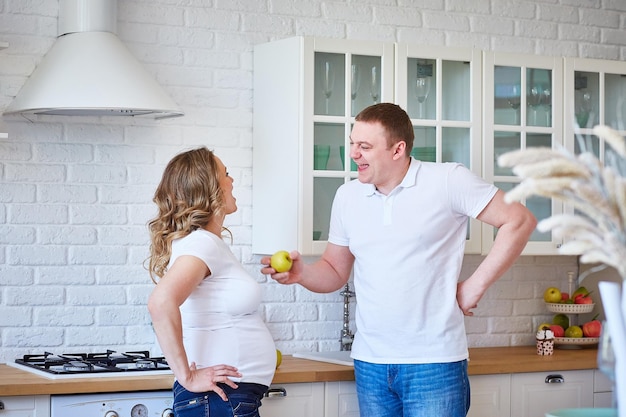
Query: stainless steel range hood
3 0 183 119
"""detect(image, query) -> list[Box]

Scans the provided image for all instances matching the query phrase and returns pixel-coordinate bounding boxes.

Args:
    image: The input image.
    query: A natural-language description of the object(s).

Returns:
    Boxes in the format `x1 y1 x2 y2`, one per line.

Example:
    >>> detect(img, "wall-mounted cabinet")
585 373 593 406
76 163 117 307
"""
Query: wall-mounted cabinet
253 36 626 257
482 52 564 255
252 37 393 255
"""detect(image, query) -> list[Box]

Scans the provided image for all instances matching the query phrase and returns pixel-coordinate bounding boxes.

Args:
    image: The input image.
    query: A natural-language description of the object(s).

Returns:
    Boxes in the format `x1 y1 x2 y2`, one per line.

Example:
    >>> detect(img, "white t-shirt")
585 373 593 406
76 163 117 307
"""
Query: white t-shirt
169 229 276 386
329 159 497 364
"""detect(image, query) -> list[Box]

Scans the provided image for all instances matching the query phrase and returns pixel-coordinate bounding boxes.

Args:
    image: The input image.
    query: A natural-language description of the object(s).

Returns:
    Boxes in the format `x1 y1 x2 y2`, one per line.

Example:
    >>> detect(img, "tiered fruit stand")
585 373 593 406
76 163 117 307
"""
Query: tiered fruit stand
545 302 599 347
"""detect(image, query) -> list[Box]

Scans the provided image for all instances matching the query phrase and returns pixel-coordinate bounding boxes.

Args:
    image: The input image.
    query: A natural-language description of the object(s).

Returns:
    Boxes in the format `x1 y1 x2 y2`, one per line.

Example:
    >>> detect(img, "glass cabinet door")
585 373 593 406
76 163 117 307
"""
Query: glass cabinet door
395 44 482 253
564 57 626 157
563 58 626 234
306 38 394 253
483 52 564 255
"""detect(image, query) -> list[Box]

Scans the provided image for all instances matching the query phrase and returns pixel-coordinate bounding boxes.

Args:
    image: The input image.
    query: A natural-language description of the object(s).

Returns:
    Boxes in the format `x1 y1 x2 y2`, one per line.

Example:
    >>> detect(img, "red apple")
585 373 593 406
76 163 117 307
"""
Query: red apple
582 320 601 337
549 324 565 337
575 293 593 304
561 292 569 301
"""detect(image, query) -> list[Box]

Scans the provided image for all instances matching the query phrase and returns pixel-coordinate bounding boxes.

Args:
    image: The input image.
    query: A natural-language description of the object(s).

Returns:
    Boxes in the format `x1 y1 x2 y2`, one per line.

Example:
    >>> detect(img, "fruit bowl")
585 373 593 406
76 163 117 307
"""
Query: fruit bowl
545 303 594 314
554 337 599 346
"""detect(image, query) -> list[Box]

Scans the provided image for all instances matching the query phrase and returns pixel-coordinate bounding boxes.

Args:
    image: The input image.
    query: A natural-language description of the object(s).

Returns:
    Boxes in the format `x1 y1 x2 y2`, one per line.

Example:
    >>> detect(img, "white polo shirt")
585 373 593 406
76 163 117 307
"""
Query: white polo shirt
328 159 497 364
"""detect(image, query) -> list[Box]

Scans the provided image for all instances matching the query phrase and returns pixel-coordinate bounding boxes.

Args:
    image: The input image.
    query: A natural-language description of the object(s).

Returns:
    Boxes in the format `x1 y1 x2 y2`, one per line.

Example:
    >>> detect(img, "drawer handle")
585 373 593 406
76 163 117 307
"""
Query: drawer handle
545 374 564 383
265 387 287 398
0 400 4 410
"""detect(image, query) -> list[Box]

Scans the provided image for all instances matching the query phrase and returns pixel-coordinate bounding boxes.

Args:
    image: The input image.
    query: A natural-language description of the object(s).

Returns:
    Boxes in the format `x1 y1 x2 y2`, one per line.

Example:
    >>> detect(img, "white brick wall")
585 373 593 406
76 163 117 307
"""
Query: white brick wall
0 0 622 363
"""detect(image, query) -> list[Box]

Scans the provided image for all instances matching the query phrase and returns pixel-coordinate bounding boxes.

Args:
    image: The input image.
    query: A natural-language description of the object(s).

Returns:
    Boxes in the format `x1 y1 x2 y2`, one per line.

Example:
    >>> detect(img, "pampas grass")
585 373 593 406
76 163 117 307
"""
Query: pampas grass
498 125 626 279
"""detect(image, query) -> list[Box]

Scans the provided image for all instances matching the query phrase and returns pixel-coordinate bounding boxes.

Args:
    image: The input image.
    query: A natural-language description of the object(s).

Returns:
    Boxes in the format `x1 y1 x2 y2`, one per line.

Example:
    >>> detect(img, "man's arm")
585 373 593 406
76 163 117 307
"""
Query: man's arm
261 243 355 293
457 189 537 315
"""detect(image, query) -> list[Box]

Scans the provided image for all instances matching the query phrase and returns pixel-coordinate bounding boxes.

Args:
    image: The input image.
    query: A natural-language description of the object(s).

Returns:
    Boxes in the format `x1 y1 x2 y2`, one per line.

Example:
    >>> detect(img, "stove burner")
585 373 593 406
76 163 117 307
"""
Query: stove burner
135 359 155 369
63 361 92 372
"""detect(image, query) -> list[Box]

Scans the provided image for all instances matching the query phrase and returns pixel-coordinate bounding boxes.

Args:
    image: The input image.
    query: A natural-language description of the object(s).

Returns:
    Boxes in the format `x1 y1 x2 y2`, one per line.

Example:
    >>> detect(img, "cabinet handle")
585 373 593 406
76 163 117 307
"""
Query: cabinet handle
0 400 4 410
545 374 564 383
265 387 287 398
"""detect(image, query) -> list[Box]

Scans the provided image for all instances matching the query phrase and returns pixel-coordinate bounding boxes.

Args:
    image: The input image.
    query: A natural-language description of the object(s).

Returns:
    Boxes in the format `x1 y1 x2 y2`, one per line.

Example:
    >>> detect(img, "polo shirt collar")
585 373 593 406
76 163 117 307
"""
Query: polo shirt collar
361 157 421 196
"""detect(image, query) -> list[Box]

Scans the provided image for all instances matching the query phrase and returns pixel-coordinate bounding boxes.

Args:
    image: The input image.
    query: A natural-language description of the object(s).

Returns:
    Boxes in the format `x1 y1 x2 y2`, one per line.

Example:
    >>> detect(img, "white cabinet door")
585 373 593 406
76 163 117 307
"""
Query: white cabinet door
325 381 359 417
593 370 614 408
468 374 511 417
260 383 324 417
510 370 593 417
0 396 50 417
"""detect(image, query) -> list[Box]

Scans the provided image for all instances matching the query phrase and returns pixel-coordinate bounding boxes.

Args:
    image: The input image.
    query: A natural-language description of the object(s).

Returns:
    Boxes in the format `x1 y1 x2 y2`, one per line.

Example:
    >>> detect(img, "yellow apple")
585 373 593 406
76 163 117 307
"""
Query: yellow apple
537 323 552 331
543 287 562 303
270 250 293 273
276 349 282 369
564 325 583 338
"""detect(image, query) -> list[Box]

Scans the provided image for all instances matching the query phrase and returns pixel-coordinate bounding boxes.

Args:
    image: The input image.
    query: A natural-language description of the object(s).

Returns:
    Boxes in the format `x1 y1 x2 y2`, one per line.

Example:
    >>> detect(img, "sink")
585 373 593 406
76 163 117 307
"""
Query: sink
292 351 353 367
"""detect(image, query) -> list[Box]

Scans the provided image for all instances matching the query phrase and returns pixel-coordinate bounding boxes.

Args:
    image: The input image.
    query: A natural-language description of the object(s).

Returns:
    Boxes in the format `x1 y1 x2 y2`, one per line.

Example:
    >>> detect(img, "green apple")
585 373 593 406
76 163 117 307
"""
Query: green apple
270 250 293 273
552 313 569 329
543 287 562 303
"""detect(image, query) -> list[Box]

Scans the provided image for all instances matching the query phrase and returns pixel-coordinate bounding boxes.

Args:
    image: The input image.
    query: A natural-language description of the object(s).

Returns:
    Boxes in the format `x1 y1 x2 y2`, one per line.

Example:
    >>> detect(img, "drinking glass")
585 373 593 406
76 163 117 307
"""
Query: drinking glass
528 86 542 125
351 64 360 112
415 77 431 118
507 85 521 124
370 66 380 104
597 321 617 409
575 91 592 127
542 87 552 126
321 61 335 114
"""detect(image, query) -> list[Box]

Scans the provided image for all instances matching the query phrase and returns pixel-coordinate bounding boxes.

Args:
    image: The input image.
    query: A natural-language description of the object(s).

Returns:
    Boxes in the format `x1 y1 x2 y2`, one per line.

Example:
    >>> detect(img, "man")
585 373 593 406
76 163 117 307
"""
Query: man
261 103 536 417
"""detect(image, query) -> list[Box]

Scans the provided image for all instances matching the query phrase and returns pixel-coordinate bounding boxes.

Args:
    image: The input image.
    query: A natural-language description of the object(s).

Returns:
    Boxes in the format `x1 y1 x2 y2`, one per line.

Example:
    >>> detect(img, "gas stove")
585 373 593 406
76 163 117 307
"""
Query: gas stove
8 350 173 379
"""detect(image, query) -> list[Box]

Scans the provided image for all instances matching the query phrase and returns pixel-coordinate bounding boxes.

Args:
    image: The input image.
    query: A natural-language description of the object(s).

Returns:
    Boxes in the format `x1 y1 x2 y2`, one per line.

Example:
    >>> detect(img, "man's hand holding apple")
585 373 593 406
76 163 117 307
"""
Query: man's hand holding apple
261 250 303 285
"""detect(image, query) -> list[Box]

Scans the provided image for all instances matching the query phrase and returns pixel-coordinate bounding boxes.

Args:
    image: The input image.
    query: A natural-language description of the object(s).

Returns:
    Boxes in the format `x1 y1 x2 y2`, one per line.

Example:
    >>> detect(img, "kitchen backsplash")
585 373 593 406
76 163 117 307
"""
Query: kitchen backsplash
1 0 623 363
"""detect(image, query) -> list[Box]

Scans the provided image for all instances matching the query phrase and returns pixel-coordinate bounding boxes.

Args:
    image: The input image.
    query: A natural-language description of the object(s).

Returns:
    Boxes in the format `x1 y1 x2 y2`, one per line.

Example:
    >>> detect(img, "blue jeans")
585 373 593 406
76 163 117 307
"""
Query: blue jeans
353 359 470 417
172 381 268 417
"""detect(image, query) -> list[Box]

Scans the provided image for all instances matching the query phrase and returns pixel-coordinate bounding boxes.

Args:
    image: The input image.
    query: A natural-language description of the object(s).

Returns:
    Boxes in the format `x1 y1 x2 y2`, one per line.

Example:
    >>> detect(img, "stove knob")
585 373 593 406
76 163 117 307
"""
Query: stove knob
104 411 119 417
162 408 174 417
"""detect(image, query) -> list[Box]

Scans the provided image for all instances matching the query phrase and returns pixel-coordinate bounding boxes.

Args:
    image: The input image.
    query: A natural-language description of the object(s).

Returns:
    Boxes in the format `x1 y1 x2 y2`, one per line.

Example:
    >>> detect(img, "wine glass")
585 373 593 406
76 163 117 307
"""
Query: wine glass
507 85 521 124
351 64 360 113
575 91 592 127
597 321 617 409
321 60 335 114
527 85 542 125
370 66 380 104
542 87 552 126
415 77 431 118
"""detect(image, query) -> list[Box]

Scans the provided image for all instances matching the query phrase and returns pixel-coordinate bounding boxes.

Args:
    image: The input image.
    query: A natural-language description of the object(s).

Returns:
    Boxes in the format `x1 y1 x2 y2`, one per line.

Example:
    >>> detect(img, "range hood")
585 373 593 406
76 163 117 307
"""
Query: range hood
3 0 183 119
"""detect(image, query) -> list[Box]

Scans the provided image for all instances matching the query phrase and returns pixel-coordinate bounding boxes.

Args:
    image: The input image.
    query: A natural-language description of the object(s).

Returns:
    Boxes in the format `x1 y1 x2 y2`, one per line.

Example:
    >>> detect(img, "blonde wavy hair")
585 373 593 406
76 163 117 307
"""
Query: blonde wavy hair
146 147 226 282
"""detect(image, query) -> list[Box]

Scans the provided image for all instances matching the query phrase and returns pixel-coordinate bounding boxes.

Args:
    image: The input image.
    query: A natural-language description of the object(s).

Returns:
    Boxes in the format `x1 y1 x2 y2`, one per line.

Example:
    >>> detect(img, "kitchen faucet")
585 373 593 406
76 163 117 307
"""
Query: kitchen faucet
340 282 355 351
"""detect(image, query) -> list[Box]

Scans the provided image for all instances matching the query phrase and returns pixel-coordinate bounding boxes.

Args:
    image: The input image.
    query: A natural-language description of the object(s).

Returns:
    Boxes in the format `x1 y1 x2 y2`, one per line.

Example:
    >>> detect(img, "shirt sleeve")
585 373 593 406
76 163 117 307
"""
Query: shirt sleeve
446 163 498 218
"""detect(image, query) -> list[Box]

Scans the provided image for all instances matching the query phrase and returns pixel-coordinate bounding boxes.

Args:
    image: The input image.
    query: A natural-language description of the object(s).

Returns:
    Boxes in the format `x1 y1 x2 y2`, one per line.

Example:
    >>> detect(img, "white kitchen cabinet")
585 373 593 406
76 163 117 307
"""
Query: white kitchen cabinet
324 381 359 417
0 395 50 417
395 44 484 253
260 383 324 417
253 37 484 256
253 36 394 256
467 374 511 417
482 51 564 255
593 370 614 408
510 370 593 417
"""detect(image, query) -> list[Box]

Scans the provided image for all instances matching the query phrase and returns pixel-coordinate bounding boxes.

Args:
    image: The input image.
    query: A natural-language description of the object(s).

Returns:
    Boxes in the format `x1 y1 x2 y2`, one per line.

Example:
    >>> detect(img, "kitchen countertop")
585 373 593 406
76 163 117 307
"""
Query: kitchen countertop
0 346 599 396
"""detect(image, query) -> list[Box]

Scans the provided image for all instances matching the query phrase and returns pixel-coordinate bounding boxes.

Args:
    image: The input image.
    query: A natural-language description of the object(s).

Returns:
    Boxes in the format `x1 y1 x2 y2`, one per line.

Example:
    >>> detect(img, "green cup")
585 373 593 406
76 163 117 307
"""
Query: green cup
339 146 357 171
314 145 330 170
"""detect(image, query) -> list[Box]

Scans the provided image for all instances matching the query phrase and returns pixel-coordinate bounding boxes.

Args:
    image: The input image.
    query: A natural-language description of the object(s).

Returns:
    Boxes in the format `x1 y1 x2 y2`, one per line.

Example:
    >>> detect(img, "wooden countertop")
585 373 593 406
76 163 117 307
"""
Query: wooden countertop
0 346 599 396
